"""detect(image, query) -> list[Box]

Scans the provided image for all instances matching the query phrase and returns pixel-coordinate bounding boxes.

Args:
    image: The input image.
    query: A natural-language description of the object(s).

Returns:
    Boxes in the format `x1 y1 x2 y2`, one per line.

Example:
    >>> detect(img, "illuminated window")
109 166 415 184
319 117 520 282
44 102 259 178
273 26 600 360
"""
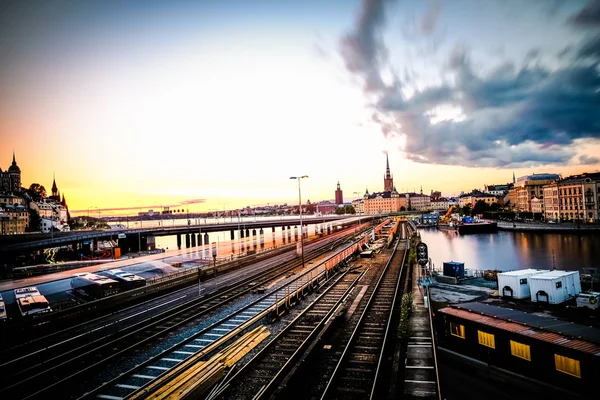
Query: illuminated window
477 330 495 349
554 354 581 378
510 340 531 361
450 323 465 339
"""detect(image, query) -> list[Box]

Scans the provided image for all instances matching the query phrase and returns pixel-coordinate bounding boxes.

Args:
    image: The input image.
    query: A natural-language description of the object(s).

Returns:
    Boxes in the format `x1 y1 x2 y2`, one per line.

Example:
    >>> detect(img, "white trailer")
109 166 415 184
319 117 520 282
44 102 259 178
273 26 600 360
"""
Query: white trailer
497 269 547 299
529 270 581 304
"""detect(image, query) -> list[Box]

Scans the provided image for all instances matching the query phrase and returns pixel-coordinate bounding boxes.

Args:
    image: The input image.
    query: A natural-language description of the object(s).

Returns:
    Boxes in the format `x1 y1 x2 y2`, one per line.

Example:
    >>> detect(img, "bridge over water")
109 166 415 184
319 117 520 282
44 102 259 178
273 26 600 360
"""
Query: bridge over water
0 215 375 255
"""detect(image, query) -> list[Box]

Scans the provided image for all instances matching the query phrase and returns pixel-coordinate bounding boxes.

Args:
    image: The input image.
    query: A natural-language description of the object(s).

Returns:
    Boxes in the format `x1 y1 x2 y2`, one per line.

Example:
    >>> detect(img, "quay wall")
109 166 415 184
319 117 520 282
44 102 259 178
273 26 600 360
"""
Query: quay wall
497 221 600 233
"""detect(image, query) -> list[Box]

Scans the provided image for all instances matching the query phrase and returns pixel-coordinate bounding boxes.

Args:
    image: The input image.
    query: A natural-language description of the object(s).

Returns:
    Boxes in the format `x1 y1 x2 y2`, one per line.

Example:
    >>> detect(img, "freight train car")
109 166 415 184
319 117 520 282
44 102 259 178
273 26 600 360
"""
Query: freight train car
436 302 600 396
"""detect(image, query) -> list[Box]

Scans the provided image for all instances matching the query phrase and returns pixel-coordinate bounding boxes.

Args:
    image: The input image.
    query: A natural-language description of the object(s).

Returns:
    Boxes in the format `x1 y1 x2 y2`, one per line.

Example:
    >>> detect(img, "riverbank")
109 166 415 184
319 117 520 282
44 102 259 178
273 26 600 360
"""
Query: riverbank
497 221 600 233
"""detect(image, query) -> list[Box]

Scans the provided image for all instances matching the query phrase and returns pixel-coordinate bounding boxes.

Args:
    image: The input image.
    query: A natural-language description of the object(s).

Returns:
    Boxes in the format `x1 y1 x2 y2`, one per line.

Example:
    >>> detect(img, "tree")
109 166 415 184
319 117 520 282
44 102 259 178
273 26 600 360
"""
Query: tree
462 203 473 216
26 183 47 201
472 200 490 216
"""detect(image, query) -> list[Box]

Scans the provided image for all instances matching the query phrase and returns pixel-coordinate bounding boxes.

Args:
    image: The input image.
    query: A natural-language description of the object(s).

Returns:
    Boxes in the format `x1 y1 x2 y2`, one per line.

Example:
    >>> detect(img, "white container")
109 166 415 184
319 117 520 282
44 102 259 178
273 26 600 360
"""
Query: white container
497 269 547 299
529 270 582 304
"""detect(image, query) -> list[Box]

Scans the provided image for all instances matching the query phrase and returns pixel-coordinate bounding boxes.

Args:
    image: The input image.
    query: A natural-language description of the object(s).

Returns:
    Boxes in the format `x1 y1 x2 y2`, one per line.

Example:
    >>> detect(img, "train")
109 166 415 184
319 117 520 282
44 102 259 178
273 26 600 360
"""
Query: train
14 287 52 317
98 269 146 290
0 293 6 320
70 273 121 299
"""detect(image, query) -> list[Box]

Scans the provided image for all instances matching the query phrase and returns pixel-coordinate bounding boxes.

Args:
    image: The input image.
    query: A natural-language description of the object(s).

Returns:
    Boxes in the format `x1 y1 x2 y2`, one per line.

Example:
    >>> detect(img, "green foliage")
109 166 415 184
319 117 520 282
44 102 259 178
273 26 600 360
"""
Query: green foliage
461 203 472 216
472 200 489 215
335 205 356 215
26 183 47 201
398 292 414 339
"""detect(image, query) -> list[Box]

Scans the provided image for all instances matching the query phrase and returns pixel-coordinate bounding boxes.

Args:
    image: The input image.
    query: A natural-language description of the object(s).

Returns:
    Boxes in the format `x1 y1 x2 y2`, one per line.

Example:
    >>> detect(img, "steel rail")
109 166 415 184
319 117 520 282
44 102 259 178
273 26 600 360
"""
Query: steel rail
1 229 361 399
76 233 369 400
319 236 407 400
217 268 368 400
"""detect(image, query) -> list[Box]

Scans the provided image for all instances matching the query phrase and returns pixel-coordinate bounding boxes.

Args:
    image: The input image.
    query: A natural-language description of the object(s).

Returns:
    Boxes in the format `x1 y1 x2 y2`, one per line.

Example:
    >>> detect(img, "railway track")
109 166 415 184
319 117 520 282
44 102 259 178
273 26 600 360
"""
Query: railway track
0 228 368 400
318 235 408 400
213 268 367 400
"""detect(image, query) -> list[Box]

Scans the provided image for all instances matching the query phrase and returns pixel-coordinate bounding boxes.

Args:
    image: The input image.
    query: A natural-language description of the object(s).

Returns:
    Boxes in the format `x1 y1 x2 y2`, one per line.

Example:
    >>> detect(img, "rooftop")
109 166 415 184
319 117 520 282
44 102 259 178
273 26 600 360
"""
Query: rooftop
499 269 547 277
440 301 600 351
530 270 580 279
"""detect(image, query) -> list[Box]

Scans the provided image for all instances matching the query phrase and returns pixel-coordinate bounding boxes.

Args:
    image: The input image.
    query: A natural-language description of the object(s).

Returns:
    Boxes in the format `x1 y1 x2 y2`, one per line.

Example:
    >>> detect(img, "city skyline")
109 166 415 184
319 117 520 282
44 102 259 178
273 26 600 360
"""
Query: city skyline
1 0 599 213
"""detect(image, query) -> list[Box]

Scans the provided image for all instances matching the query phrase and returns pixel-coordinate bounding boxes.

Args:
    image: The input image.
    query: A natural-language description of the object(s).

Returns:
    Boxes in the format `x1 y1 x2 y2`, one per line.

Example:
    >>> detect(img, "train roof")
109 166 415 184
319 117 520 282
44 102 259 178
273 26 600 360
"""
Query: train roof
72 273 118 284
103 269 145 281
14 287 41 297
439 302 600 354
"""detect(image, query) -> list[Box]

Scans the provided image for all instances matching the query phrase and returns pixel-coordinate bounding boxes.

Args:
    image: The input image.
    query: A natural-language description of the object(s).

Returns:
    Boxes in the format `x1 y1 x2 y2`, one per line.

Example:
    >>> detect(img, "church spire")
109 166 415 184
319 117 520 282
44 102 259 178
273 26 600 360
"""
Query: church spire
385 153 391 179
52 172 58 197
12 149 16 165
512 171 516 184
383 154 394 192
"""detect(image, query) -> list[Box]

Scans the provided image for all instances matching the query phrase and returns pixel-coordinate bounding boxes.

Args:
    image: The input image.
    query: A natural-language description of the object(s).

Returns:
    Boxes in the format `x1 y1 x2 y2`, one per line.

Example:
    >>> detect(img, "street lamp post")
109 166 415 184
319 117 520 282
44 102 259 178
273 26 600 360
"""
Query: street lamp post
290 175 308 269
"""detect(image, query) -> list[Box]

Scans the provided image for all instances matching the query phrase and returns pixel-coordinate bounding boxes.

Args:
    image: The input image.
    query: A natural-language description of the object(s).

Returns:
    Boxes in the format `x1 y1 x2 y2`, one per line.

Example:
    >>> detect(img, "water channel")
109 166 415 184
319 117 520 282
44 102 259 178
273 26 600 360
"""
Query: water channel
419 227 600 273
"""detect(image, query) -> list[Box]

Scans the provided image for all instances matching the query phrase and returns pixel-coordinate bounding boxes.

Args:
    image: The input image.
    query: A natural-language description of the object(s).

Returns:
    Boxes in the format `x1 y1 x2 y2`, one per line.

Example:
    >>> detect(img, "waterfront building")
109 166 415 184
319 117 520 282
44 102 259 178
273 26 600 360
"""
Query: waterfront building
315 200 336 214
530 197 543 216
408 193 432 211
484 182 513 196
334 181 343 205
352 195 364 214
430 197 449 211
543 185 559 221
364 190 402 214
554 172 600 222
0 151 22 194
512 173 561 213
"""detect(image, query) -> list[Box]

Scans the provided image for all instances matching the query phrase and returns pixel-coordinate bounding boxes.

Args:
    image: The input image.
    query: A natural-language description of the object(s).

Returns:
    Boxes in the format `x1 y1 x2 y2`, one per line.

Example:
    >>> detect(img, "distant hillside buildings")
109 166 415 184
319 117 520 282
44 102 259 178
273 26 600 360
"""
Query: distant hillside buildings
0 153 70 234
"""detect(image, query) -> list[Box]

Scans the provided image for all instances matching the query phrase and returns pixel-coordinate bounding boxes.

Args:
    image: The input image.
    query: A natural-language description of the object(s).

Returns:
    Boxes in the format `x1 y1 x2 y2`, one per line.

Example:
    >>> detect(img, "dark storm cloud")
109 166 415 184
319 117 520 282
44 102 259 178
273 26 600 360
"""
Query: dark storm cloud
339 0 397 92
570 0 600 27
340 0 600 168
375 51 600 167
577 34 600 58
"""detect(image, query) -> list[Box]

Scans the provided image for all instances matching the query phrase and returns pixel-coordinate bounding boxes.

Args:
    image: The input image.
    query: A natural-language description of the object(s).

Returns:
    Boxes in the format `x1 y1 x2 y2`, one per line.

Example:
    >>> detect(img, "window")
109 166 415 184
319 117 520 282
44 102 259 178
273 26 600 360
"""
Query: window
556 281 563 289
510 340 531 361
450 322 465 339
477 330 495 349
520 278 527 285
555 354 581 378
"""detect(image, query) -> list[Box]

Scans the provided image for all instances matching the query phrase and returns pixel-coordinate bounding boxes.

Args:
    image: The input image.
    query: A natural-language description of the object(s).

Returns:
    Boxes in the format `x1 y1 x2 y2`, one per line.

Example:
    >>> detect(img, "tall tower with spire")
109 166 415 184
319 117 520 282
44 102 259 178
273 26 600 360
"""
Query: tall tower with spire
513 171 516 184
1 150 22 193
335 181 344 205
383 154 394 192
51 173 59 198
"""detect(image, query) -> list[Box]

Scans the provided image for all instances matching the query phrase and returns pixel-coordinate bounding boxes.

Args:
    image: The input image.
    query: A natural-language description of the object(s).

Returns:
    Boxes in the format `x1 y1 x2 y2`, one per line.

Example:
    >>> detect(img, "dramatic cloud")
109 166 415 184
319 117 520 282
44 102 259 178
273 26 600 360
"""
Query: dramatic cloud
570 0 600 27
339 0 396 92
340 0 600 168
419 1 442 35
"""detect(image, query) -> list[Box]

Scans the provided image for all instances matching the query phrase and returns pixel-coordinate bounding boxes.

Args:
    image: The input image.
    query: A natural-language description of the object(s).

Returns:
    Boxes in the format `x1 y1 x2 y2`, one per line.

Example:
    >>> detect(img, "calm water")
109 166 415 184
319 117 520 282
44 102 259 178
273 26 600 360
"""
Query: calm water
419 228 600 273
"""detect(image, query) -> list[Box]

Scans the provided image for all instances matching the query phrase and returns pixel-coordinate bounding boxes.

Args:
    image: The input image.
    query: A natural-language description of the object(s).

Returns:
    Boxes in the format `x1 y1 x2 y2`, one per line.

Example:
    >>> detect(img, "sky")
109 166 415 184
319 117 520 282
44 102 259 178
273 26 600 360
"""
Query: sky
1 0 599 215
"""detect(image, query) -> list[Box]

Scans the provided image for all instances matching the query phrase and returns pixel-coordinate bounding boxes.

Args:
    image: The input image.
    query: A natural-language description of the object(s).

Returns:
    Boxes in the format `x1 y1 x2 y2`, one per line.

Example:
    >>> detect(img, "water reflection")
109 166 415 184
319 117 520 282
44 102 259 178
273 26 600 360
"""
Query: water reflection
419 228 599 272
